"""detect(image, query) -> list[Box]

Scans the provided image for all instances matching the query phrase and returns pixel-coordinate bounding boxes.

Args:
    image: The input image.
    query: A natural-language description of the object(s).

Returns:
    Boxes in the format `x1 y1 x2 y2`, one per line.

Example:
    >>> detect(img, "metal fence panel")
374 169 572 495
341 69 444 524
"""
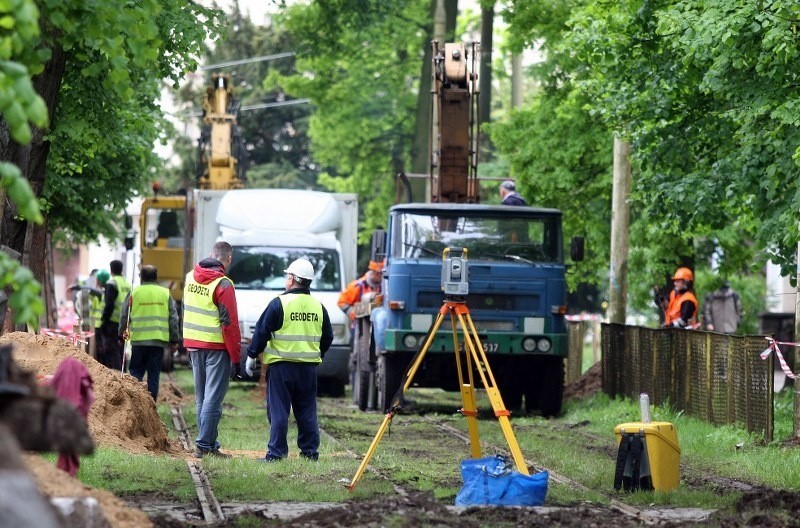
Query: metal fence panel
599 324 773 440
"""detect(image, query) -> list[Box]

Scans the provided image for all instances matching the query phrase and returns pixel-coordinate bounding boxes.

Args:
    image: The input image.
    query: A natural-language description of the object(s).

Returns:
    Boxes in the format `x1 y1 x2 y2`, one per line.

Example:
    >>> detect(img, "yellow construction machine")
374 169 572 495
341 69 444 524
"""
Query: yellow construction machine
139 73 246 301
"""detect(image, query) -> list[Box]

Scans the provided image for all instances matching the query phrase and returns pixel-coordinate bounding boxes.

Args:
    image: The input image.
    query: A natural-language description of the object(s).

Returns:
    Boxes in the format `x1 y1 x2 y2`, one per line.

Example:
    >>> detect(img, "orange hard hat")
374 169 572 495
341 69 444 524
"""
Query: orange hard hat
368 260 384 272
672 267 694 281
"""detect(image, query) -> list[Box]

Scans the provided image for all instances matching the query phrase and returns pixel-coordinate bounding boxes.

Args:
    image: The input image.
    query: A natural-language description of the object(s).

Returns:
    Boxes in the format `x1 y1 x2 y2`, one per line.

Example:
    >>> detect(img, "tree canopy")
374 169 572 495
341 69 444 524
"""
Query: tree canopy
0 0 223 326
488 0 800 316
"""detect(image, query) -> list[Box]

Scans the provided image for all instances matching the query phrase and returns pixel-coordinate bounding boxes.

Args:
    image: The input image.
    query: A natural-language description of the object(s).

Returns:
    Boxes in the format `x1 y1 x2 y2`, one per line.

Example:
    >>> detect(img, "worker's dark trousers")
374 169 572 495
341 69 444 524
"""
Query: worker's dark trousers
97 321 122 371
129 345 164 399
265 362 320 459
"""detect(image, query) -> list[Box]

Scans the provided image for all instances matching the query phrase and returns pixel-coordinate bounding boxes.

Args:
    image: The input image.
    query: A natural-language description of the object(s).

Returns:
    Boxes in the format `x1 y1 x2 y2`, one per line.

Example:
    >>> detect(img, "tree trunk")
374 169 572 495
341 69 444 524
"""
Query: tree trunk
0 40 67 328
608 137 631 325
794 236 800 439
511 54 523 108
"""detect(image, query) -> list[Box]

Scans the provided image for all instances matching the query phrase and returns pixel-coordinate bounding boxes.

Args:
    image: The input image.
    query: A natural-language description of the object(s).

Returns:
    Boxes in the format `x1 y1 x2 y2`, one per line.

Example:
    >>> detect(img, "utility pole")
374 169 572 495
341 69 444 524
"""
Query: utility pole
428 0 446 202
794 234 800 439
511 54 523 108
608 137 631 324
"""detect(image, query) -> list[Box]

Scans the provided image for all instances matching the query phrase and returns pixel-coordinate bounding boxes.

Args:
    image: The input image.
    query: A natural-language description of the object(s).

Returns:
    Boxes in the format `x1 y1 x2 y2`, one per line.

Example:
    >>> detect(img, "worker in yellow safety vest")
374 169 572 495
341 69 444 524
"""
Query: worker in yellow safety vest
98 260 131 371
120 265 180 399
183 241 241 459
245 258 333 462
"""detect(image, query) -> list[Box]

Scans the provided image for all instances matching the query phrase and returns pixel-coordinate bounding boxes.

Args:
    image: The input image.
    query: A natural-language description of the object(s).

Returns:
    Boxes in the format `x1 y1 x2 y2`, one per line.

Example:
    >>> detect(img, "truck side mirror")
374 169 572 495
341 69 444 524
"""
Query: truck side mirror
371 229 386 262
570 237 584 262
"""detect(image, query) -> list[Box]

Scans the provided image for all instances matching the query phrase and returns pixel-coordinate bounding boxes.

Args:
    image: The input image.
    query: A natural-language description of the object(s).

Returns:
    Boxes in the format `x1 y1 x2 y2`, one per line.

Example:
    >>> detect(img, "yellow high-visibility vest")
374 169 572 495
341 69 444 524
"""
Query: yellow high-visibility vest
111 275 132 323
90 295 103 329
264 293 323 365
183 274 226 344
129 283 171 342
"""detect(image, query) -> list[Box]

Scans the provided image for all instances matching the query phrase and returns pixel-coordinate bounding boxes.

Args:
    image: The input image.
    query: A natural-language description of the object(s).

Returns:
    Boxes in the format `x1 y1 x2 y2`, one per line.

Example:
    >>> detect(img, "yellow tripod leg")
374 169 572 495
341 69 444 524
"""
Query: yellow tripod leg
484 386 529 475
456 307 530 475
459 383 481 458
346 411 395 491
449 307 482 459
347 310 447 492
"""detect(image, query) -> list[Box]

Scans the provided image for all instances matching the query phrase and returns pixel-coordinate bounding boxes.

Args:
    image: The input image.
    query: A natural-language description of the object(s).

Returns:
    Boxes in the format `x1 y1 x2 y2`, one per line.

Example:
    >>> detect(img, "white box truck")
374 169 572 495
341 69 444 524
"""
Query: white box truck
192 188 358 396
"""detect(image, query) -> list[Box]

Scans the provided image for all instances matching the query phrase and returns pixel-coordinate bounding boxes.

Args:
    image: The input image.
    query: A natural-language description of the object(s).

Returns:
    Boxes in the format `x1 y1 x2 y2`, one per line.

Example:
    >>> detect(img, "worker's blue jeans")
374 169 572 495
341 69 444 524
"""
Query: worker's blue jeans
191 349 232 451
265 362 319 459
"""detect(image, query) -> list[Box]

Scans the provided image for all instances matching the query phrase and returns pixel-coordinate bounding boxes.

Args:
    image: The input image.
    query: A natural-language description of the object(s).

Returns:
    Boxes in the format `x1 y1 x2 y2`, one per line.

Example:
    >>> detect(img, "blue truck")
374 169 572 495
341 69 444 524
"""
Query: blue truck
350 42 583 416
354 203 582 417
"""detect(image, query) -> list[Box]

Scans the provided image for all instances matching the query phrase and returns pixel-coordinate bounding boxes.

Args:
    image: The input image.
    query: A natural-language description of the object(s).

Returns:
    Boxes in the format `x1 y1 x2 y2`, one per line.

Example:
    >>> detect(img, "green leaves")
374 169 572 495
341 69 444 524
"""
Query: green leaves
0 251 42 329
0 60 48 143
39 0 223 244
492 0 800 315
0 162 41 222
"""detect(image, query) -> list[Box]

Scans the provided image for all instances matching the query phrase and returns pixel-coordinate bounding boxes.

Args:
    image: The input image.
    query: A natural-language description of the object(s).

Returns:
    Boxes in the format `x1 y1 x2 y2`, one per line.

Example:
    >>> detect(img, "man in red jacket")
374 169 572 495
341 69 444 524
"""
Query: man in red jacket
183 241 241 458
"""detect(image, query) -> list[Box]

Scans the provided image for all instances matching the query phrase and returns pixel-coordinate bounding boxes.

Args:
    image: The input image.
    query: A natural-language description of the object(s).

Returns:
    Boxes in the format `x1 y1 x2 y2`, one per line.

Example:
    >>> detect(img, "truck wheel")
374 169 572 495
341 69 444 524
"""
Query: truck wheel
503 387 523 412
328 380 346 397
353 321 373 410
376 354 403 412
161 347 175 373
355 351 371 411
530 356 564 417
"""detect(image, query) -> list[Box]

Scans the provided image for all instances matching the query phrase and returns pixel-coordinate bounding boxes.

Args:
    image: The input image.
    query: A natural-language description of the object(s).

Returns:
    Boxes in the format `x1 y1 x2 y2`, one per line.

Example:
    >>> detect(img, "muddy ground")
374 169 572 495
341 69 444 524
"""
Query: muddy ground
7 333 800 527
141 488 800 527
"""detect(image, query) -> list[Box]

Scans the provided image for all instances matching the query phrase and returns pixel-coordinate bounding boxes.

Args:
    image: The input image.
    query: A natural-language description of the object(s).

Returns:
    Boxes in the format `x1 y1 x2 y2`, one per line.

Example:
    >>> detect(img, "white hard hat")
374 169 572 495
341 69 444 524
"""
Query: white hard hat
284 258 315 281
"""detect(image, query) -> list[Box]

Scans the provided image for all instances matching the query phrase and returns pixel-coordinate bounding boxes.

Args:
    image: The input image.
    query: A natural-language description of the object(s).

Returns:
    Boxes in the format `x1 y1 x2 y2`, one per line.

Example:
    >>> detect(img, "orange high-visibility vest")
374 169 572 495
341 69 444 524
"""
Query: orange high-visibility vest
666 290 698 327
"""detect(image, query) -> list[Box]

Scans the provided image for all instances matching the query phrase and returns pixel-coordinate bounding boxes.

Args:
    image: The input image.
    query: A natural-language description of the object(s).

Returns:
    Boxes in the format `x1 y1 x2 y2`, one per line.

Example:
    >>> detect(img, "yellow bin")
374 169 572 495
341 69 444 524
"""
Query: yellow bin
614 421 680 491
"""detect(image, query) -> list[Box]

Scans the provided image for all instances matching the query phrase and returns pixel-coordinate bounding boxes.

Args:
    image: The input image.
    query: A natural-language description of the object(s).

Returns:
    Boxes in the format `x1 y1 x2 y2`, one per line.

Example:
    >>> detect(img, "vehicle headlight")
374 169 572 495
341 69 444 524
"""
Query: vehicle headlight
332 323 348 341
537 338 552 352
522 337 537 352
403 334 420 350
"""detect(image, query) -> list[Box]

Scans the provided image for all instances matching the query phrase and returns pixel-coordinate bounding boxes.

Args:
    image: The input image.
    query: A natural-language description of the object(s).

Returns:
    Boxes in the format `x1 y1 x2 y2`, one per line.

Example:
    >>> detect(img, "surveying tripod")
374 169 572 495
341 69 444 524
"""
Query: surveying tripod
347 248 529 491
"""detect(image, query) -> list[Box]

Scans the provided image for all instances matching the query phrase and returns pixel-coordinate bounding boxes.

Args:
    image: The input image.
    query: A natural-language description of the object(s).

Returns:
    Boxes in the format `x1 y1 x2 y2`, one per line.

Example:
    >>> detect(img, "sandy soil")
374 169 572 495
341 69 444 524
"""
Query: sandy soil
4 331 179 528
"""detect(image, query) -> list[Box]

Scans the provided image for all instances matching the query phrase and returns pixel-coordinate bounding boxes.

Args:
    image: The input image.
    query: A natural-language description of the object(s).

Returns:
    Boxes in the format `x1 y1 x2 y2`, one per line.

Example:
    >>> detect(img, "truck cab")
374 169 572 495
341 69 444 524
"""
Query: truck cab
359 203 580 416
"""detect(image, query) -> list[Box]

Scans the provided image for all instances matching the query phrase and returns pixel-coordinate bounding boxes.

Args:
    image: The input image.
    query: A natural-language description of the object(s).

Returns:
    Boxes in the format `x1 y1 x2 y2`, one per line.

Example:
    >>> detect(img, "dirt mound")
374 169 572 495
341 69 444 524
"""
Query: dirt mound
563 361 602 401
3 332 175 454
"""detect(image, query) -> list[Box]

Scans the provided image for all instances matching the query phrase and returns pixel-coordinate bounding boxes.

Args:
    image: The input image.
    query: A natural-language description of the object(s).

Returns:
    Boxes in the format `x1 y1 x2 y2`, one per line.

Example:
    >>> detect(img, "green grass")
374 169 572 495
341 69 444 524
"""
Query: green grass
63 361 800 512
71 449 195 500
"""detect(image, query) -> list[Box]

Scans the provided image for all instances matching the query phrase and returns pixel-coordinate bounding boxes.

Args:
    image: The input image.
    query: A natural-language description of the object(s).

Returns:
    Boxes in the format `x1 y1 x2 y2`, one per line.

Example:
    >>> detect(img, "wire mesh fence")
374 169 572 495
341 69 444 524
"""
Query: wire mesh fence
600 323 774 441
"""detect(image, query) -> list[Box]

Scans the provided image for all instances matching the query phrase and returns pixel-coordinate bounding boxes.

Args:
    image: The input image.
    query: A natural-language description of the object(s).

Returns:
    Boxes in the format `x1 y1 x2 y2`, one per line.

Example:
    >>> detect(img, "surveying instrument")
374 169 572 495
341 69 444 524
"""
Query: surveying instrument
347 247 529 491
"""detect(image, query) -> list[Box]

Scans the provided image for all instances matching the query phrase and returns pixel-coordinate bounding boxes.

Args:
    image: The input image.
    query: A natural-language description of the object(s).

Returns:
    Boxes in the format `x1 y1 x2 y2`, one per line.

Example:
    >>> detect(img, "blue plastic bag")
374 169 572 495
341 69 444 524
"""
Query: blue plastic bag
455 455 548 507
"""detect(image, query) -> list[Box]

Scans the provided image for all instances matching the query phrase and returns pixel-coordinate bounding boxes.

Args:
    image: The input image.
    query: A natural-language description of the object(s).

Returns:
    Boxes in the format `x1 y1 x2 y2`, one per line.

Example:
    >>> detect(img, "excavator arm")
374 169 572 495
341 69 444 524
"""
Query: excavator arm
430 41 480 204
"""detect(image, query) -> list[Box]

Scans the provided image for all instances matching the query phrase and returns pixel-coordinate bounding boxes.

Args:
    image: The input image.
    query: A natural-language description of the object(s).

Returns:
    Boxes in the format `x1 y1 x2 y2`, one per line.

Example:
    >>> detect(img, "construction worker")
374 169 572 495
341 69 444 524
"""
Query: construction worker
68 269 103 332
245 258 333 462
339 260 383 383
183 241 241 459
661 267 699 329
703 280 742 333
499 180 527 206
98 260 131 370
119 265 180 400
91 270 109 358
338 260 383 325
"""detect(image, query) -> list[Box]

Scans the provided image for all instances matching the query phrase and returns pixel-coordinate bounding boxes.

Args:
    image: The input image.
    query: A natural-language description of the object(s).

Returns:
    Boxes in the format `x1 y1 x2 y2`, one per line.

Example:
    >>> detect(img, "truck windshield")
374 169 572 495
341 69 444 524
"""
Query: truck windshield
143 208 186 248
392 212 562 263
228 246 341 292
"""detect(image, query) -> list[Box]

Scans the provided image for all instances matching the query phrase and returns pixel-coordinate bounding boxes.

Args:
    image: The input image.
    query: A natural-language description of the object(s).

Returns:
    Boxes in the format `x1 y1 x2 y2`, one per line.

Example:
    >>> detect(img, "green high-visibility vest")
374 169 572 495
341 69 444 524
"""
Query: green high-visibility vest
129 283 171 342
111 275 132 324
265 293 323 365
90 295 103 329
183 274 226 344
